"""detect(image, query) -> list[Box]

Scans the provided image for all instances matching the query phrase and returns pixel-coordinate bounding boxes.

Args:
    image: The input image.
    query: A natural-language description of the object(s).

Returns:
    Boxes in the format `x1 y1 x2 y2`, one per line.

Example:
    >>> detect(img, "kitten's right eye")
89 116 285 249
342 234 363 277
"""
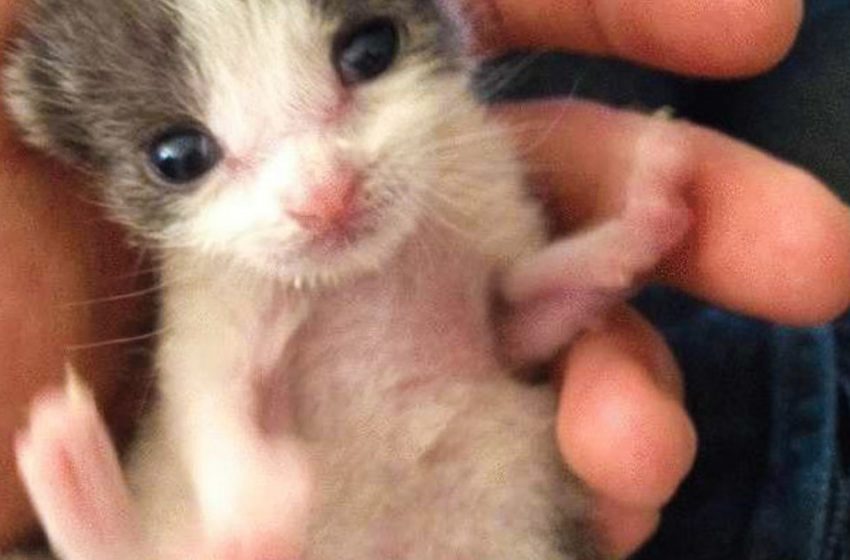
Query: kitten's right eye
148 125 221 185
333 18 399 85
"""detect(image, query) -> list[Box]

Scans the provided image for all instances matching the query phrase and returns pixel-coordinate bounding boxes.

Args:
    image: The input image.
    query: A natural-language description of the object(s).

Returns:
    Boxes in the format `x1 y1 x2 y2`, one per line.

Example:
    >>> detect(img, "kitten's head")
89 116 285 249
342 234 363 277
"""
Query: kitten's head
5 0 512 285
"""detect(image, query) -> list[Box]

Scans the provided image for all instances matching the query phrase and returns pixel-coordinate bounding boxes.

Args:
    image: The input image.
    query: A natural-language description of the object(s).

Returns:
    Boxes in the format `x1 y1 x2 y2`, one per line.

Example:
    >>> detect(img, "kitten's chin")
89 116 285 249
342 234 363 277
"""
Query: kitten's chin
248 212 420 291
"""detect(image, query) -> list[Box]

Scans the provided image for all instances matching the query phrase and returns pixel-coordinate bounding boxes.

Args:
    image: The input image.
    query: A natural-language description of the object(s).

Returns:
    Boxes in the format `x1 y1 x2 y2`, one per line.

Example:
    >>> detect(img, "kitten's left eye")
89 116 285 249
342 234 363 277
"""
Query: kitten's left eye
148 125 221 185
333 18 399 85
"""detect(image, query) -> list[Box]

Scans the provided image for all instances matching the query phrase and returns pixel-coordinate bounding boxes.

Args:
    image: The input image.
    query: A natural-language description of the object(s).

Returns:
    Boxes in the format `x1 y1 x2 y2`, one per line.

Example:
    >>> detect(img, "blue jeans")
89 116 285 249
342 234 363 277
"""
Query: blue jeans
632 290 850 560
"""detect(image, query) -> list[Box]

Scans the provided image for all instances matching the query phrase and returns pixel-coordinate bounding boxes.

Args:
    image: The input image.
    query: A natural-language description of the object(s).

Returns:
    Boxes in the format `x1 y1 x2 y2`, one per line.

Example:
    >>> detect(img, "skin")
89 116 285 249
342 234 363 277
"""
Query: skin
1 0 849 556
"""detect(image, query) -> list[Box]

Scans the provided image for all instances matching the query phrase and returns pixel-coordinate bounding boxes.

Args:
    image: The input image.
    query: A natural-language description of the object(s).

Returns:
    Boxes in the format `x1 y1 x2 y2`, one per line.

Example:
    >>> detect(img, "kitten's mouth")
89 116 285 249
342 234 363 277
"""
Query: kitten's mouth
303 205 381 252
274 196 415 286
309 224 367 250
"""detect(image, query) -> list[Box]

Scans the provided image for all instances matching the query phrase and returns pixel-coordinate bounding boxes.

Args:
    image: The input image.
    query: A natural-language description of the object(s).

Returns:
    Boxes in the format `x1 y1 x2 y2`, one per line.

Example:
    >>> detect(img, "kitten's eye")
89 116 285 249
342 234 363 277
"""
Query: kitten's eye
334 18 399 85
148 125 221 184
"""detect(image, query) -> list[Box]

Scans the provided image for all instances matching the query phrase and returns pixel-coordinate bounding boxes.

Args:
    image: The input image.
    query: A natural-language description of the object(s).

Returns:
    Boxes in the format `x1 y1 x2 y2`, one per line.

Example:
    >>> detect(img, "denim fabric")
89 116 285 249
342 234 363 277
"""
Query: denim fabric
806 0 850 23
748 319 849 560
631 291 850 560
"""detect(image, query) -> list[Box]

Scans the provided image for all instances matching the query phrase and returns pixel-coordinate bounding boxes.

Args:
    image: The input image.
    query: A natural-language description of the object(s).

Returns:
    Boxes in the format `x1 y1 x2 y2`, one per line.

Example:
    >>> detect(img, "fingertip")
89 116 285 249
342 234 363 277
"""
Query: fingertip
723 0 803 75
663 128 850 325
591 497 661 557
599 0 803 77
558 310 697 509
761 183 850 324
499 101 850 324
466 0 802 77
559 359 697 508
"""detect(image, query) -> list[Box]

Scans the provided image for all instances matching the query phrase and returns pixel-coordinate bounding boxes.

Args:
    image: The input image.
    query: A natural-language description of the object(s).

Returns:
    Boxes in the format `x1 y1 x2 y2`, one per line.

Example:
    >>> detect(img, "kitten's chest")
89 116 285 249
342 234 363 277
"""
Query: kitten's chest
284 238 506 439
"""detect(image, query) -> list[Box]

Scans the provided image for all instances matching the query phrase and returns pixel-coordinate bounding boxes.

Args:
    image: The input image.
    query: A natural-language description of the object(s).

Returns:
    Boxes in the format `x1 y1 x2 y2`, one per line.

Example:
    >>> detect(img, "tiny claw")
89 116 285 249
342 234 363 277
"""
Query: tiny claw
64 360 95 411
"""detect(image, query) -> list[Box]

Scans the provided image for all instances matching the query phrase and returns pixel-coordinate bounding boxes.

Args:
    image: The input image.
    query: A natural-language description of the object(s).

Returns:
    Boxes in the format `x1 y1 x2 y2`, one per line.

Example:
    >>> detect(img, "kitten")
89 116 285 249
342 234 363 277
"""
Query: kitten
3 1 689 558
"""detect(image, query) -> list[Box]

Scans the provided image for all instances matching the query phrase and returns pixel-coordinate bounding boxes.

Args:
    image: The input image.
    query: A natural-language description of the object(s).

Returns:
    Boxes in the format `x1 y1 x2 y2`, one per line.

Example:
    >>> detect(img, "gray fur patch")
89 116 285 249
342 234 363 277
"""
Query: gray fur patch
3 0 203 234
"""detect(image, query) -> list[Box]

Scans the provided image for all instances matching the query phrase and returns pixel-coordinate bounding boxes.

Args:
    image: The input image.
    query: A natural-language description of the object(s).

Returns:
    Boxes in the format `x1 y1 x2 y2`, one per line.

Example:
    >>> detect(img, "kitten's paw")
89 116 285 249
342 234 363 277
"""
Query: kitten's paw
503 201 691 307
621 196 693 273
500 138 693 366
15 386 145 560
198 440 311 560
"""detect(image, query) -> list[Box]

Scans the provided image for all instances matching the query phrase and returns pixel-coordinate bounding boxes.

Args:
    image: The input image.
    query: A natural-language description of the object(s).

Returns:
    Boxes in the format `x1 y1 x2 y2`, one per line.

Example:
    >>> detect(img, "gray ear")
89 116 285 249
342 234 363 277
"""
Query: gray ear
2 1 102 166
3 35 60 154
2 0 193 173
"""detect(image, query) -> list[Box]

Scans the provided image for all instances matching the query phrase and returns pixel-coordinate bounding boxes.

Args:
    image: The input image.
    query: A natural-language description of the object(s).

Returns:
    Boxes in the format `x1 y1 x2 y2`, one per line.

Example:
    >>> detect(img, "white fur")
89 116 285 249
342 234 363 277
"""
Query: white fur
165 0 541 286
141 1 570 552
120 4 570 550
120 82 568 554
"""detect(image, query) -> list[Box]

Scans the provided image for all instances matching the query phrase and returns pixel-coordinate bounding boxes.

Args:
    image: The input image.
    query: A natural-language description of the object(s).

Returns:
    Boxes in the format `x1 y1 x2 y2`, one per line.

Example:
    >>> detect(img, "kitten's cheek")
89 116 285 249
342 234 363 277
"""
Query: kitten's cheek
556 309 696 508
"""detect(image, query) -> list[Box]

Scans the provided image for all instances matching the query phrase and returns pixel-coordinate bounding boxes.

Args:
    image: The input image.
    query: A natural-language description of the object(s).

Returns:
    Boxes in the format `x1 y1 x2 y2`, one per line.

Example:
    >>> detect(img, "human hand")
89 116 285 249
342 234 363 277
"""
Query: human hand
2 0 850 557
0 136 148 548
463 0 850 556
0 1 151 548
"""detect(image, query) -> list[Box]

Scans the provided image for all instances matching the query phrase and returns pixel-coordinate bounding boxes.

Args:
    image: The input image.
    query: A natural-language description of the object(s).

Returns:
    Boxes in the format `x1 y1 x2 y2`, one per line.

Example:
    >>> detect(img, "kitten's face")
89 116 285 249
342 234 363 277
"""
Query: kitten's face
5 0 487 285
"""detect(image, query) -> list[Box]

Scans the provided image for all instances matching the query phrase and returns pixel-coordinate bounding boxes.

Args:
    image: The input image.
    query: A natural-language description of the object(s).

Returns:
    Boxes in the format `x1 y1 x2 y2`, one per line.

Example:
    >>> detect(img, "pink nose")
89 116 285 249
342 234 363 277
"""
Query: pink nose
286 170 360 234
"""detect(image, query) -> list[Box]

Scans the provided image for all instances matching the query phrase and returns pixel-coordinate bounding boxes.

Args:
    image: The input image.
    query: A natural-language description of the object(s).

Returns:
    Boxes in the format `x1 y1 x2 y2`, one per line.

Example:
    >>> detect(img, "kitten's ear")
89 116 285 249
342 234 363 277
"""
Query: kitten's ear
2 9 101 169
2 0 113 167
3 39 56 153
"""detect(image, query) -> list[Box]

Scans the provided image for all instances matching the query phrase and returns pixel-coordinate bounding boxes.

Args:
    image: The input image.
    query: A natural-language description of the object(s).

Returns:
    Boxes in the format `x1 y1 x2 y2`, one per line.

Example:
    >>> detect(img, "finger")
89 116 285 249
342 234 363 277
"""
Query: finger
660 121 850 326
557 308 696 553
591 497 660 558
458 0 802 77
497 100 850 325
558 307 694 505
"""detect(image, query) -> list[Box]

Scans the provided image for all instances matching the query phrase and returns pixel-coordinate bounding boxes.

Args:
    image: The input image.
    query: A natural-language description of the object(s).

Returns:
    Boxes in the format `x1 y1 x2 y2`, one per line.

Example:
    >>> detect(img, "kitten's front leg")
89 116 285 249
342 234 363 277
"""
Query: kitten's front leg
501 120 693 364
157 256 312 559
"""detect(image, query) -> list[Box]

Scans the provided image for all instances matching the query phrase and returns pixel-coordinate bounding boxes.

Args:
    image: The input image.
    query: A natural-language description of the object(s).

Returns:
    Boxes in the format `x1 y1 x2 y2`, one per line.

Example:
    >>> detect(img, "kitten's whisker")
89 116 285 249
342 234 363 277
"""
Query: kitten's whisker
473 53 544 102
64 327 170 352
